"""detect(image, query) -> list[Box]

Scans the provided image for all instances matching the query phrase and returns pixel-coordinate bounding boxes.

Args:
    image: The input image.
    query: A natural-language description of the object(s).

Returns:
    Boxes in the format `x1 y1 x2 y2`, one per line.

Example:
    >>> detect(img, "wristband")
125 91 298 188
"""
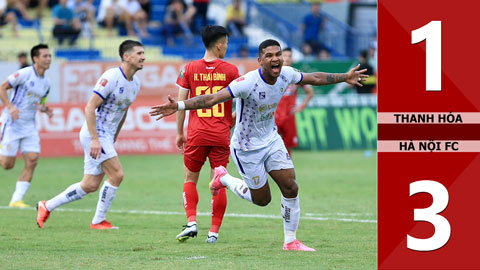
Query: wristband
177 101 185 111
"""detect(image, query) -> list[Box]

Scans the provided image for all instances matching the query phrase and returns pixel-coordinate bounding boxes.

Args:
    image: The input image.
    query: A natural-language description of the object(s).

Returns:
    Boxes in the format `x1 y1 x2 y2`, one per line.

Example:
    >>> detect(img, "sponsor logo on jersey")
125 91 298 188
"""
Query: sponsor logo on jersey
259 92 265 99
206 66 215 70
100 78 108 87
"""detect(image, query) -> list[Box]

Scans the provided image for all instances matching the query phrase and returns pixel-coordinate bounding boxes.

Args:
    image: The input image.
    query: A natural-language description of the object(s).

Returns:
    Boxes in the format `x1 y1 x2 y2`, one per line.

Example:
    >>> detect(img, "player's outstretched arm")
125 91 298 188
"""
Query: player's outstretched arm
0 80 19 121
302 64 369 87
150 88 233 120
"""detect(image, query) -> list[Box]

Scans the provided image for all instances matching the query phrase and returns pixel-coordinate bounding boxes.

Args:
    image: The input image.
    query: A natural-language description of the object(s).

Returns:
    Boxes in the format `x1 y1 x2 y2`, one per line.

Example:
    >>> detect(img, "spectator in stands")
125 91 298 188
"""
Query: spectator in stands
138 0 150 20
239 45 249 58
225 0 245 37
6 0 32 21
301 43 315 62
317 49 330 61
67 0 95 37
301 2 326 55
97 0 135 37
24 0 48 19
17 52 29 68
192 0 208 34
354 50 375 94
125 0 149 37
0 0 18 37
52 0 81 45
163 0 195 46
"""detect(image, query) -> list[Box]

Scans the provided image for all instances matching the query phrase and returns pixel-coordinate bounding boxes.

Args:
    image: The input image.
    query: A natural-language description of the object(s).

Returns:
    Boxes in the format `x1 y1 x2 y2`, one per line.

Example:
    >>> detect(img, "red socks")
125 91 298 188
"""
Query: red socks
183 182 198 222
210 188 227 233
183 181 227 233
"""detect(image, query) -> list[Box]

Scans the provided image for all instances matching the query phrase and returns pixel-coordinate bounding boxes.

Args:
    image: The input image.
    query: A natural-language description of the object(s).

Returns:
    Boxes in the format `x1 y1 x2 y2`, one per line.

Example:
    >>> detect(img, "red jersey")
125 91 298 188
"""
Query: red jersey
176 59 240 146
276 84 299 121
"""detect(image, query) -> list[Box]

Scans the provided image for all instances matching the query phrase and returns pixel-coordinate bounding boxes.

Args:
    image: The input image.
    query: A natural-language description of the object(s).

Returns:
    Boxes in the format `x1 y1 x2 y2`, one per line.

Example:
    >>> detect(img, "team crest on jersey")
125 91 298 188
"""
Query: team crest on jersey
280 88 285 93
100 78 108 87
235 77 245 82
179 67 185 78
259 92 265 99
119 87 124 94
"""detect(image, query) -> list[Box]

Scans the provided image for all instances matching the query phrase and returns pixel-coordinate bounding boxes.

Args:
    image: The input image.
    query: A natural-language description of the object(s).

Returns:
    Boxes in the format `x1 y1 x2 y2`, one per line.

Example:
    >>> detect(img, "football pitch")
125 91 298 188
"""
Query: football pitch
0 150 377 269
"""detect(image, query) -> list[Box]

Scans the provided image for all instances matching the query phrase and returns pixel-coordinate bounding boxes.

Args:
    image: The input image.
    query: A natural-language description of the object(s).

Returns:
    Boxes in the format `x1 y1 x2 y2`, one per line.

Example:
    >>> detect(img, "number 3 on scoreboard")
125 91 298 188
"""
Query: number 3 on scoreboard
411 21 442 91
195 86 225 117
408 180 451 251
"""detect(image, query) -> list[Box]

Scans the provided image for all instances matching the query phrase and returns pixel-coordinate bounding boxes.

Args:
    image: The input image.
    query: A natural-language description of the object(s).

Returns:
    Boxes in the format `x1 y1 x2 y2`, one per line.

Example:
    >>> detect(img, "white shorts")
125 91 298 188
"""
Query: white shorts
0 121 40 156
80 134 117 175
230 137 294 190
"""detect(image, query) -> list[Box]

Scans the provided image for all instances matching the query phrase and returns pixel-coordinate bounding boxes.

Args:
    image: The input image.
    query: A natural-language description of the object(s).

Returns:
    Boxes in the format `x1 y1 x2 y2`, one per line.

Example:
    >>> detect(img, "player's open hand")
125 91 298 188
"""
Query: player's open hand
346 64 369 87
149 95 178 120
175 134 187 153
8 105 19 121
90 138 102 159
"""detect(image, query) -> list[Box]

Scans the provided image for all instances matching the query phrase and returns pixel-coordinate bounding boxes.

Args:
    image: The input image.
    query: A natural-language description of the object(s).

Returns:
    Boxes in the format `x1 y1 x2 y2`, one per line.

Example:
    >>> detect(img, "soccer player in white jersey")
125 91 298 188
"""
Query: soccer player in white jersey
0 44 53 208
36 40 145 229
150 39 368 251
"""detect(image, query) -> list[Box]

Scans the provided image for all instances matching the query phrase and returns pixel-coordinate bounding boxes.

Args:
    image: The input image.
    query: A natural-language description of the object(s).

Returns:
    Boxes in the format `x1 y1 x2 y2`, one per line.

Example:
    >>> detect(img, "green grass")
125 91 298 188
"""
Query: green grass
0 150 377 269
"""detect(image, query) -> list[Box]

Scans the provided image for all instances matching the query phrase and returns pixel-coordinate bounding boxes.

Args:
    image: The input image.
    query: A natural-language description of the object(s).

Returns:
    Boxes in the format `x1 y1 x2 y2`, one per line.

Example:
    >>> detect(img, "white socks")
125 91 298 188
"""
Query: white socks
45 182 87 212
92 181 118 225
282 195 300 244
220 173 252 202
10 181 30 203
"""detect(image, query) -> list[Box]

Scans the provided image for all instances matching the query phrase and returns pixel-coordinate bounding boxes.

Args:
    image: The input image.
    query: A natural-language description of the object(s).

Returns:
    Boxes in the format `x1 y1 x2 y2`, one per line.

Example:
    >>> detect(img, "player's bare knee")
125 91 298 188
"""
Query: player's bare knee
82 182 100 193
25 157 38 169
1 161 15 170
110 171 124 185
283 181 298 198
253 196 271 207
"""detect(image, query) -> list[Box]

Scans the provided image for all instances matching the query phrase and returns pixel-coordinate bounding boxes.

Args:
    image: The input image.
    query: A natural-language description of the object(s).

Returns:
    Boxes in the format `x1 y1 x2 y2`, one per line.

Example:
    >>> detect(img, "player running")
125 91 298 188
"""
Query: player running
150 39 368 251
275 48 314 156
36 40 145 229
0 44 53 208
175 25 240 243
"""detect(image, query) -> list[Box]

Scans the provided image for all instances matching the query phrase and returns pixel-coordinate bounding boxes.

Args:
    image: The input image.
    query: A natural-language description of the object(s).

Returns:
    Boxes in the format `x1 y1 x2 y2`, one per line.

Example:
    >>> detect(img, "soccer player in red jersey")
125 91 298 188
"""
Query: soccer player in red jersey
275 48 314 156
175 25 240 243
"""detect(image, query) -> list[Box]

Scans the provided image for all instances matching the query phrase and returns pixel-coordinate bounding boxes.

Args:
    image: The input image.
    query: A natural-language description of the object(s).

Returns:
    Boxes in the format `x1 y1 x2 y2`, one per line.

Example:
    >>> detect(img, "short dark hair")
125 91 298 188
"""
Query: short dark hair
201 25 229 50
282 47 292 53
360 50 369 59
258 39 281 57
30 44 49 63
119 40 144 61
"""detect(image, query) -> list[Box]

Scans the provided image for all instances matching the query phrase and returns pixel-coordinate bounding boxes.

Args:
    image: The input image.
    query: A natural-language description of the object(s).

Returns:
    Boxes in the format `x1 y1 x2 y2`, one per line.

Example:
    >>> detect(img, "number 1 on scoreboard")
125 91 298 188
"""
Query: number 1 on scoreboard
411 21 442 91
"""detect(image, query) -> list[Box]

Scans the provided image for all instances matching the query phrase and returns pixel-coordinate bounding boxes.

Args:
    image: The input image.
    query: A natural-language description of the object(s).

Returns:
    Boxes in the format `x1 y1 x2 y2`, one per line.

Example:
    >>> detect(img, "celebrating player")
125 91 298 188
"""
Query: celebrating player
36 40 145 229
150 39 367 251
275 48 314 156
0 44 53 208
175 25 240 243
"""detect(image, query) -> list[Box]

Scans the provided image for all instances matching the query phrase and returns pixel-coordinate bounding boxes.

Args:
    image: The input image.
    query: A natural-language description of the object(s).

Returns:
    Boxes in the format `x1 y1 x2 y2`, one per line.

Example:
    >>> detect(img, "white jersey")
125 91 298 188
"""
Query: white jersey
80 67 140 139
1 66 50 129
228 66 303 151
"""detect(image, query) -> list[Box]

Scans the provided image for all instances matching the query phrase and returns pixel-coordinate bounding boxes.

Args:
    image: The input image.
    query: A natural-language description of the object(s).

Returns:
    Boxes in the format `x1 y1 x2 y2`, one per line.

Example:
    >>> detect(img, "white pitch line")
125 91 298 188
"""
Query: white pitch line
0 206 377 223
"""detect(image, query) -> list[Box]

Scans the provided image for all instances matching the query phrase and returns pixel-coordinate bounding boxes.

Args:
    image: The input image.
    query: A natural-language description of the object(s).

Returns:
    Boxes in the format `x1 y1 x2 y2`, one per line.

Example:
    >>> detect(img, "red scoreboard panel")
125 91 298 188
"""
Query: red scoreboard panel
378 0 480 269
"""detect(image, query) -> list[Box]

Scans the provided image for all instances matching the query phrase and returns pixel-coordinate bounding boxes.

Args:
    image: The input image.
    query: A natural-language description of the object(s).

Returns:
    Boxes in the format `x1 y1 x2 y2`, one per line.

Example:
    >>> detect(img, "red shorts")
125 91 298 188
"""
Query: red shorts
184 145 230 172
276 116 298 148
